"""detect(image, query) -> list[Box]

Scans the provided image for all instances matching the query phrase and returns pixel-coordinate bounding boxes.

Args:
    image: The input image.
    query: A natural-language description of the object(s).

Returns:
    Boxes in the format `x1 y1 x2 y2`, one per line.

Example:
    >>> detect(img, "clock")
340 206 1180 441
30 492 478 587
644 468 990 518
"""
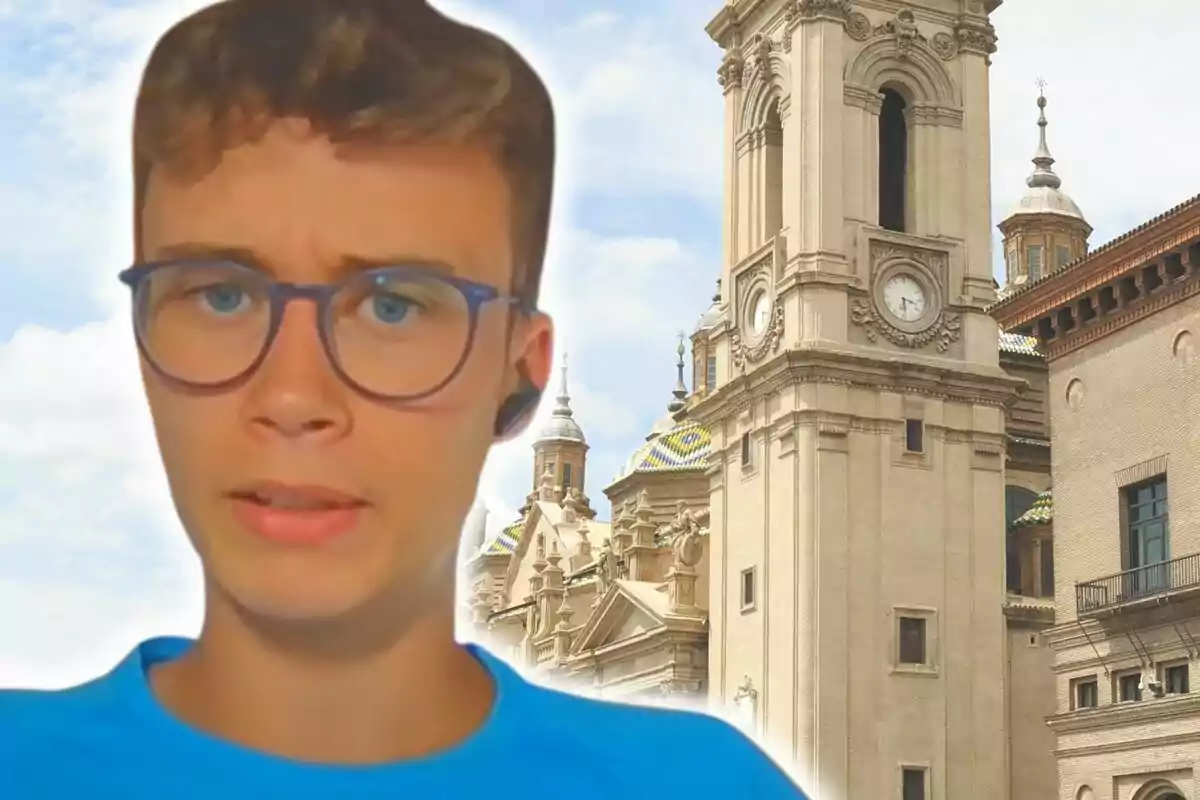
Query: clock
882 273 927 323
748 290 772 335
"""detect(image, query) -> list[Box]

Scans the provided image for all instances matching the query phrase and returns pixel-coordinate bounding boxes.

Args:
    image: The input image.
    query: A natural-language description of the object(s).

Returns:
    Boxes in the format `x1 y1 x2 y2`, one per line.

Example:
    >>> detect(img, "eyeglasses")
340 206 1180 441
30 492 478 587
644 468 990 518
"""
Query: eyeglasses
118 259 531 401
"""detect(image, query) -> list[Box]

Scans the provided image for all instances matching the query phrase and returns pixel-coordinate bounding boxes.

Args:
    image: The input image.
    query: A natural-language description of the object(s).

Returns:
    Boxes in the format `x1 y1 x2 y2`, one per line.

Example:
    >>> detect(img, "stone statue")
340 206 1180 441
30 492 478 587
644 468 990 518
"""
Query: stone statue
672 525 704 569
595 537 615 595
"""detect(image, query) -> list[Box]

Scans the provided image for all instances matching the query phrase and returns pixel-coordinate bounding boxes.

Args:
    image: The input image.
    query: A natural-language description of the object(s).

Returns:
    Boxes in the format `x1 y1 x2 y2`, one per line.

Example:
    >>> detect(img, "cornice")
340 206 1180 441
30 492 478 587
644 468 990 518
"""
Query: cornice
689 346 1025 428
1041 273 1200 361
1048 694 1200 736
991 193 1200 327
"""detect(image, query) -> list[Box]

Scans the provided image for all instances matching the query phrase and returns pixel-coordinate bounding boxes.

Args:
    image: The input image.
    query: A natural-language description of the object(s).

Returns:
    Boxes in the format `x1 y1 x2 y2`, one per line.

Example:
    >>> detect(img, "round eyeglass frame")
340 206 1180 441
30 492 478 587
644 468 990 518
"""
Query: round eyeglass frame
117 258 534 402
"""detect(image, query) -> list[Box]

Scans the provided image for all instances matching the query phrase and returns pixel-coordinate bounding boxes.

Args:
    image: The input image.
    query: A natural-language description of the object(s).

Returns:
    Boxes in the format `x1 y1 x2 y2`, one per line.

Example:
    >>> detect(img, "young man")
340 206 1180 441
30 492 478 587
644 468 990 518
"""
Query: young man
0 1 805 797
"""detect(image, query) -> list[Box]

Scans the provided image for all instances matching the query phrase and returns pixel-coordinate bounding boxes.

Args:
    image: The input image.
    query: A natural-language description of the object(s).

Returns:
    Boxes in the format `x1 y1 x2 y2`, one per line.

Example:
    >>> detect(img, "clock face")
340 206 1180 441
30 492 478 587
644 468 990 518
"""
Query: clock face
883 274 927 323
749 290 772 335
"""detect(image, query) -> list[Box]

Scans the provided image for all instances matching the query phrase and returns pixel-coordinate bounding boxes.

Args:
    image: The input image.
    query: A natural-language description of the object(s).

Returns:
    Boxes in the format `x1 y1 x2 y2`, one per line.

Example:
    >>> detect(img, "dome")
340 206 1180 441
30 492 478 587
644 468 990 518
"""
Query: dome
618 420 711 478
1001 87 1088 227
693 279 724 334
538 413 585 443
1007 184 1085 222
537 355 585 444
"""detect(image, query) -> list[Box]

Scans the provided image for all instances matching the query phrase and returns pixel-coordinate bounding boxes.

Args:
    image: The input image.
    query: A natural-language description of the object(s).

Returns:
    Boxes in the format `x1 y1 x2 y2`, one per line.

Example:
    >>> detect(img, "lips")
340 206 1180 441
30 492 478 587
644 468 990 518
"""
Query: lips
229 482 367 510
227 482 369 545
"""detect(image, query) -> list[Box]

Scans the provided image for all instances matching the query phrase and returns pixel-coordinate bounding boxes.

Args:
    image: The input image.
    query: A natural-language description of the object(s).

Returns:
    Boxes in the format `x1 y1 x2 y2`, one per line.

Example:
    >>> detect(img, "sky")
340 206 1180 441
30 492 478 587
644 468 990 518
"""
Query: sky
0 0 1197 688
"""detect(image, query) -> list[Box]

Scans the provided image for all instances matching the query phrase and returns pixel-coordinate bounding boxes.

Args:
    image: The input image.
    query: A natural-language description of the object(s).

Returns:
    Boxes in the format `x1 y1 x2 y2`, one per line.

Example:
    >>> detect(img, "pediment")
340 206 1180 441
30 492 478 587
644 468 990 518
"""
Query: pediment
571 580 668 654
501 502 580 603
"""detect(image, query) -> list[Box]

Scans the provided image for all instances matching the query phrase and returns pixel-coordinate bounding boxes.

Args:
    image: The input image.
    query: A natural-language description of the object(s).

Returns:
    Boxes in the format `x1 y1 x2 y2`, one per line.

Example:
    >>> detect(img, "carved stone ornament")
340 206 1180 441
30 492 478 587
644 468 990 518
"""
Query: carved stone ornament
731 304 783 369
667 501 705 568
732 674 758 730
716 55 744 90
954 20 998 56
930 31 958 59
792 0 853 23
741 33 774 84
594 538 614 595
731 256 783 370
850 240 963 352
845 11 871 41
873 8 924 58
850 299 962 352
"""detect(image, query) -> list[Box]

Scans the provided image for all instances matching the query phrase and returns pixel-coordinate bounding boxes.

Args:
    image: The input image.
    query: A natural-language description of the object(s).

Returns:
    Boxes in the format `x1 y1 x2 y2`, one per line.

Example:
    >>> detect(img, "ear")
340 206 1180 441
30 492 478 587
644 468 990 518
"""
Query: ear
493 313 553 443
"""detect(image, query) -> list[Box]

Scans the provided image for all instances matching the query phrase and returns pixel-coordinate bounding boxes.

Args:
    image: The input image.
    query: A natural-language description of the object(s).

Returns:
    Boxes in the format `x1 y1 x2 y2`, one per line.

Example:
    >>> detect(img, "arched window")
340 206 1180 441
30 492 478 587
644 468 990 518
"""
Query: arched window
1005 486 1039 594
762 99 784 240
1006 487 1038 528
878 88 908 232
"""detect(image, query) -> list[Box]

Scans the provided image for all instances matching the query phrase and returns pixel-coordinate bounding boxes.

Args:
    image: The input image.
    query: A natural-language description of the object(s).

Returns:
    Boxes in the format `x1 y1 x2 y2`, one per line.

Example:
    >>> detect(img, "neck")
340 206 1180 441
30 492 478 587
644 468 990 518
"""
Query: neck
150 589 495 765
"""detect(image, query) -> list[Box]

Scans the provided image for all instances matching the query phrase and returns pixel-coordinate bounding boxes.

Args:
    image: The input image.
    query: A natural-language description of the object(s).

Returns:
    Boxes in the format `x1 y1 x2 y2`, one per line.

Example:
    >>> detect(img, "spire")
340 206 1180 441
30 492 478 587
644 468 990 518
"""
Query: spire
535 351 585 444
553 352 573 417
667 333 688 414
1026 78 1061 190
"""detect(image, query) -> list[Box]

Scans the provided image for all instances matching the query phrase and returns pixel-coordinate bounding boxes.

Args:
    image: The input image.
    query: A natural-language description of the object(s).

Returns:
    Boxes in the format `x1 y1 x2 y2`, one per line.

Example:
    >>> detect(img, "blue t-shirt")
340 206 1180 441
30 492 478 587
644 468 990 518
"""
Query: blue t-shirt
0 637 807 798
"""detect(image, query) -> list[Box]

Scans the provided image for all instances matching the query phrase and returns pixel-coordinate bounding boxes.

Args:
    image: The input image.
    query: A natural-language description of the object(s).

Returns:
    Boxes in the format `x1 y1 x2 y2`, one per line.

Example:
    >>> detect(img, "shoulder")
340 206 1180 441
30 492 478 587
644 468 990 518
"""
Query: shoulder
489 658 806 797
0 675 120 739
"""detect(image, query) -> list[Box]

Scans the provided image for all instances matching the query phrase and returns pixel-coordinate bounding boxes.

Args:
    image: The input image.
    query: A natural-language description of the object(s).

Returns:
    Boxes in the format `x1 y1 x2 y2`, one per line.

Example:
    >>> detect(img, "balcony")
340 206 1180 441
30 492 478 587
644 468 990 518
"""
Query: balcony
1076 552 1200 617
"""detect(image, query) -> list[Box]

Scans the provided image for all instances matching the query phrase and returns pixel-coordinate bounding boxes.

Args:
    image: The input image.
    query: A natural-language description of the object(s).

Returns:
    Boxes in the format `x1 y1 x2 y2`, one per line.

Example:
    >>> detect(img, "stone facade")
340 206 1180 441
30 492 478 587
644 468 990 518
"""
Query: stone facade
465 3 1197 800
994 196 1200 800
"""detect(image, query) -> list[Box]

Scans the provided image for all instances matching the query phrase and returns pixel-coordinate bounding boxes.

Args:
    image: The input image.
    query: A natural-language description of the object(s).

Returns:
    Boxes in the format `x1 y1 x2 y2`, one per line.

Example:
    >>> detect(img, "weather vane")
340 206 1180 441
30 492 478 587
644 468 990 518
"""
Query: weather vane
1035 76 1047 94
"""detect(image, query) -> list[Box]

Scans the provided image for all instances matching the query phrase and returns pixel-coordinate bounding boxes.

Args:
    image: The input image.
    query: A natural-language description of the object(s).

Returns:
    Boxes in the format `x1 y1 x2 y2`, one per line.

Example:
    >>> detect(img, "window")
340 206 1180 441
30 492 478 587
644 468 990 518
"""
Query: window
1006 250 1017 282
1125 476 1169 595
761 101 784 239
562 462 572 490
740 432 752 466
740 567 756 612
898 617 926 664
1118 672 1142 703
1039 539 1054 597
904 419 924 453
1005 487 1037 594
1073 677 1098 709
878 89 908 232
1027 245 1043 280
1166 663 1189 695
902 767 926 800
706 356 717 391
1056 245 1071 269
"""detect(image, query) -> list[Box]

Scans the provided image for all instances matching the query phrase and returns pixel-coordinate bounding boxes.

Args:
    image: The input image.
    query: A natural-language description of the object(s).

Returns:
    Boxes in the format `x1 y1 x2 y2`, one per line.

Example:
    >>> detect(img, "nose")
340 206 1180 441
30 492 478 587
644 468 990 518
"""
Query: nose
240 296 353 441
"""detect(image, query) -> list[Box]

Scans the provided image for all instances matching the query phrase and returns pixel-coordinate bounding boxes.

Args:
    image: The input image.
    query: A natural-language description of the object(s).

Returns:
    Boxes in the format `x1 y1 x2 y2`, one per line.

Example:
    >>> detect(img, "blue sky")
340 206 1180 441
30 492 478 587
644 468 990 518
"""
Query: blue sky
0 0 1197 687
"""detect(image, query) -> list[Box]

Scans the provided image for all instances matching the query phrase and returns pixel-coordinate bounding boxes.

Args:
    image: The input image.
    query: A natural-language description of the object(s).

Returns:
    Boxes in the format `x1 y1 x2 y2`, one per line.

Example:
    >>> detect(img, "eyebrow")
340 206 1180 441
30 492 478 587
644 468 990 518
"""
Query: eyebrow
149 242 458 279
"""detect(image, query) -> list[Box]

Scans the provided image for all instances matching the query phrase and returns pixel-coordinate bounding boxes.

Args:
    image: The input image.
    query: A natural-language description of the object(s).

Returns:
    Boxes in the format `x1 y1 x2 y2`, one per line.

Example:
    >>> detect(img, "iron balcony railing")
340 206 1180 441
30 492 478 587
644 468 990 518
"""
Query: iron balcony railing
1075 551 1200 615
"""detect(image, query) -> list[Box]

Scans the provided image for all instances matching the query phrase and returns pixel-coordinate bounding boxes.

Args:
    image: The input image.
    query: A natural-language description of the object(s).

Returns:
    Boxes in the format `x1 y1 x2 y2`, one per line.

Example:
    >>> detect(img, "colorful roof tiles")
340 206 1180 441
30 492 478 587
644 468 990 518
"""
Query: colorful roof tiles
998 331 1042 356
1012 490 1052 527
482 520 523 555
623 421 711 475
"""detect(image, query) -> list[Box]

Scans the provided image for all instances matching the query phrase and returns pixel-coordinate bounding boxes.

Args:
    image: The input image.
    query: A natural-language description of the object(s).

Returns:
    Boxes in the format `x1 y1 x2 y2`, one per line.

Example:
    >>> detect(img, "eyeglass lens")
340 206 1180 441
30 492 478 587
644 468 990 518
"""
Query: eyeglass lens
134 262 474 397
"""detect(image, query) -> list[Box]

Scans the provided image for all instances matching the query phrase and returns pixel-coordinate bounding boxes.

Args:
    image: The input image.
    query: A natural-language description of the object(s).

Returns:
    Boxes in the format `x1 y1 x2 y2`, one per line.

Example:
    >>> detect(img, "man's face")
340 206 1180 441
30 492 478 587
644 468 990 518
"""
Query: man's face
139 121 551 624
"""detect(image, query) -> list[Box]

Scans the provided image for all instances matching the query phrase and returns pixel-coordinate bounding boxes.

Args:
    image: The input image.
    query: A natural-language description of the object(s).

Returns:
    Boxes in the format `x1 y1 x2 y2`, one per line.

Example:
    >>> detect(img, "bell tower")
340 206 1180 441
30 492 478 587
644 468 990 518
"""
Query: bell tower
998 81 1091 293
694 2 1019 799
521 355 593 516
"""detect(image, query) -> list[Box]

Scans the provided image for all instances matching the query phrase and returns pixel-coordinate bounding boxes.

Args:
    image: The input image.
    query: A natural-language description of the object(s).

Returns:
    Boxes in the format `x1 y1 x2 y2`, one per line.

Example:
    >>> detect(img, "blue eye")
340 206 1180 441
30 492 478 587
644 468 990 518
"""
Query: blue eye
202 284 247 314
369 293 416 325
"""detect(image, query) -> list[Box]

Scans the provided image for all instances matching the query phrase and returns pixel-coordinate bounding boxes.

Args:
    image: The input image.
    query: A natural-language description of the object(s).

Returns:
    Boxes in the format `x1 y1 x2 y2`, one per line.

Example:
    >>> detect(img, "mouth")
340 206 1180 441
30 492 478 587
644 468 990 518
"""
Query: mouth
226 482 369 545
227 482 369 511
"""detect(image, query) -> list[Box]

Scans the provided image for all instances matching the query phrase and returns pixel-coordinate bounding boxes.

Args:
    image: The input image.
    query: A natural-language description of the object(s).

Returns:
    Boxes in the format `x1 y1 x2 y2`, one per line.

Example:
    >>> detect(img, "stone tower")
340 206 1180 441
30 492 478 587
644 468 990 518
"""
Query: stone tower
998 82 1091 292
693 2 1020 799
521 355 591 514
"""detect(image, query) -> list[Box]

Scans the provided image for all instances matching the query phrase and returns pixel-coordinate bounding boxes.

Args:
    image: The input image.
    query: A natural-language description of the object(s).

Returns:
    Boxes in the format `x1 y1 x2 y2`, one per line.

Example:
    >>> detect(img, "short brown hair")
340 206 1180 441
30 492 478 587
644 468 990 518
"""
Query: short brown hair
132 0 555 304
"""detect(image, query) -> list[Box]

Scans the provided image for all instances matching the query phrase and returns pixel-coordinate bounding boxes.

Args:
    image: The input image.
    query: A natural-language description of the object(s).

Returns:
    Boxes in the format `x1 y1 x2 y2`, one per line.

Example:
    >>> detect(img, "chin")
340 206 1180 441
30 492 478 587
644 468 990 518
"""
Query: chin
219 565 386 624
